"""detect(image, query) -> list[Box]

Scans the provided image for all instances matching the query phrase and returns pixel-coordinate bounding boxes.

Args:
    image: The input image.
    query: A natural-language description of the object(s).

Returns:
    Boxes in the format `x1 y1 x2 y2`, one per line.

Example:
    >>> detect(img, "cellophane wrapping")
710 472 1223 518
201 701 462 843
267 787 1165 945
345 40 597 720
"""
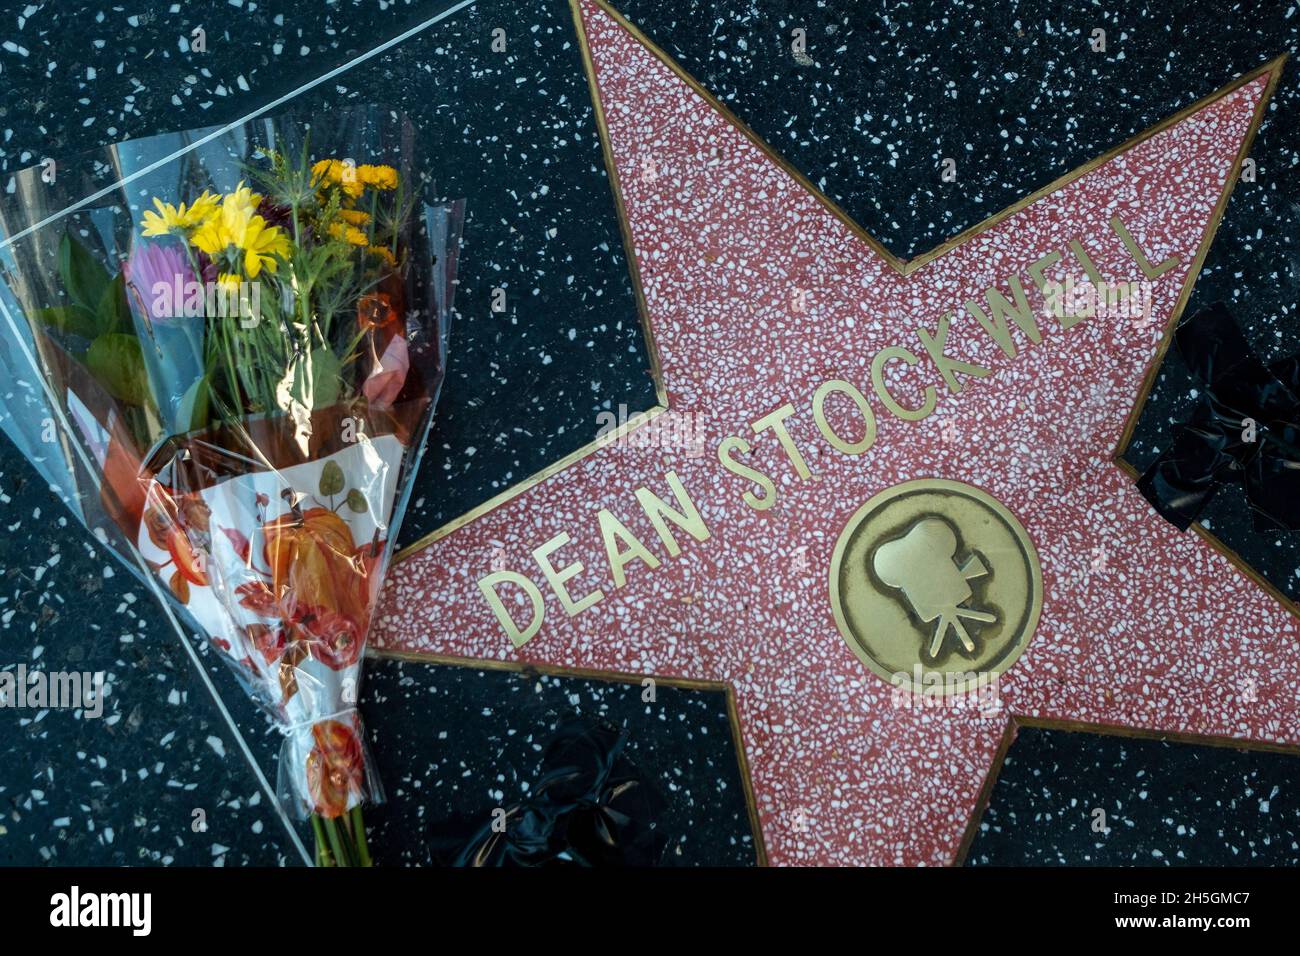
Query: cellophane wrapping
0 105 462 863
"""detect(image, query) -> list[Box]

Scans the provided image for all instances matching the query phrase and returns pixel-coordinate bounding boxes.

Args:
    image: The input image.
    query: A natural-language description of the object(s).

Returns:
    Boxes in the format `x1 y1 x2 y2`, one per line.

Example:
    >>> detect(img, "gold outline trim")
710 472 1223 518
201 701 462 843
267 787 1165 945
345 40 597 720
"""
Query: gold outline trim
368 645 769 866
1114 459 1300 621
1112 58 1285 458
383 0 1295 866
953 717 1019 866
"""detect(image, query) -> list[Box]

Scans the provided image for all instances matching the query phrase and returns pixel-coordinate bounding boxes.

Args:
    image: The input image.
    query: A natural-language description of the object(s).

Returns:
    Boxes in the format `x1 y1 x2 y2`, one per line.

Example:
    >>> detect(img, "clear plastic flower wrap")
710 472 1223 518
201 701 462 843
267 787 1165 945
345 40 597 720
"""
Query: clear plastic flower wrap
0 105 463 866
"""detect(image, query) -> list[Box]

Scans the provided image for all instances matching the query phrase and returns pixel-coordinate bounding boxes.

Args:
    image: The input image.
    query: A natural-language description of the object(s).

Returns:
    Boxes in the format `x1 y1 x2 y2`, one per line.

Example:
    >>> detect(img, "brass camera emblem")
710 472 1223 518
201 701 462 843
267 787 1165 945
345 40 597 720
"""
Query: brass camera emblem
829 479 1042 695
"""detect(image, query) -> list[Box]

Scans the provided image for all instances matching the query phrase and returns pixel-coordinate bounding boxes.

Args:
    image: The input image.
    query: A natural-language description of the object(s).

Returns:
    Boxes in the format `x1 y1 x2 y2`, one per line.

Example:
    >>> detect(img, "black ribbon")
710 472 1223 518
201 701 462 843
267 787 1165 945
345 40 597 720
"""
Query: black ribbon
1137 302 1300 532
432 715 668 867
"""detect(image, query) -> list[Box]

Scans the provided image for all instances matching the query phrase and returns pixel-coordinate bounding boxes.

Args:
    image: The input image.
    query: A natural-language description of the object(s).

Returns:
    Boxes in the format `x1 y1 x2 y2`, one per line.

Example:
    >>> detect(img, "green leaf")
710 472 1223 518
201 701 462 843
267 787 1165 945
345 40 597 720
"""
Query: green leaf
35 305 98 340
58 232 112 315
286 347 343 412
178 373 212 432
345 488 368 514
308 346 342 408
95 272 130 335
319 460 345 498
85 333 151 406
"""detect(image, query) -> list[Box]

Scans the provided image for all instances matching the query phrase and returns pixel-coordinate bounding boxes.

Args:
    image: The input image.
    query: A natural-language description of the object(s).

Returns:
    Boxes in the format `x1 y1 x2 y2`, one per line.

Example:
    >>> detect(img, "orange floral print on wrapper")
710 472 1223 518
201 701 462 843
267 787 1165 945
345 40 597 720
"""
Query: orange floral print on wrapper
9 112 466 867
240 507 373 672
142 487 211 602
306 718 365 818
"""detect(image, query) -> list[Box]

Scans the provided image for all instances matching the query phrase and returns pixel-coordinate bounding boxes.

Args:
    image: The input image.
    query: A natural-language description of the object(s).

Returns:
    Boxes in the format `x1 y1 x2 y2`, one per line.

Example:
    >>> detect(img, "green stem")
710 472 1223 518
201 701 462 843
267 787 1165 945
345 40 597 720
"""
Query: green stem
219 316 243 414
349 805 373 867
341 326 370 368
290 142 307 334
390 177 403 257
322 815 352 867
310 814 334 867
180 244 204 310
259 314 282 412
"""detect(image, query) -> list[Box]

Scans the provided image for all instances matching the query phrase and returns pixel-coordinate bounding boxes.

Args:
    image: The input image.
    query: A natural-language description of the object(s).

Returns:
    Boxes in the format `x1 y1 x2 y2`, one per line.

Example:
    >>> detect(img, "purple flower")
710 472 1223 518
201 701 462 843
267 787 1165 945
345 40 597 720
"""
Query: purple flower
256 197 293 231
123 241 195 322
195 250 218 286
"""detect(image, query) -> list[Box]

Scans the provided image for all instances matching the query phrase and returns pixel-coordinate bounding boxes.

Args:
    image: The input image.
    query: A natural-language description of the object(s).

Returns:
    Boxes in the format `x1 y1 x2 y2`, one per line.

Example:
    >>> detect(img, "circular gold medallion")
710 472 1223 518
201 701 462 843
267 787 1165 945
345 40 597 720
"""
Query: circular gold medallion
829 478 1042 695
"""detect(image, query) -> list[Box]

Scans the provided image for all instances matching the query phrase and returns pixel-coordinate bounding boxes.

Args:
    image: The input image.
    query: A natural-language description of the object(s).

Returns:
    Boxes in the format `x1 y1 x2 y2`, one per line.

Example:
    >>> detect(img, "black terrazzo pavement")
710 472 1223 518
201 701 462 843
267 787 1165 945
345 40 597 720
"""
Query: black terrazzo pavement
361 660 757 866
3 0 1300 866
0 457 301 866
968 726 1300 866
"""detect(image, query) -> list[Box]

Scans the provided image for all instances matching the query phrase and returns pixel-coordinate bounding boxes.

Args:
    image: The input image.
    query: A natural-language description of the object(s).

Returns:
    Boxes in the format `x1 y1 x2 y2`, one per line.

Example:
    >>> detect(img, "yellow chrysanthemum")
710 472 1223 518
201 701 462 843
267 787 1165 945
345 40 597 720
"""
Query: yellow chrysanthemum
215 272 243 292
140 190 221 237
328 222 369 247
310 158 341 184
367 245 397 267
338 208 371 227
357 164 398 191
311 158 364 199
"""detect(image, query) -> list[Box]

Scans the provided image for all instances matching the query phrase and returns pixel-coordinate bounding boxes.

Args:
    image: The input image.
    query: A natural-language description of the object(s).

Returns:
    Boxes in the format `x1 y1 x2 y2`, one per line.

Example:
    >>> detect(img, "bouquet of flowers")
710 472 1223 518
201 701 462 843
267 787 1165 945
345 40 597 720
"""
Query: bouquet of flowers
0 107 462 866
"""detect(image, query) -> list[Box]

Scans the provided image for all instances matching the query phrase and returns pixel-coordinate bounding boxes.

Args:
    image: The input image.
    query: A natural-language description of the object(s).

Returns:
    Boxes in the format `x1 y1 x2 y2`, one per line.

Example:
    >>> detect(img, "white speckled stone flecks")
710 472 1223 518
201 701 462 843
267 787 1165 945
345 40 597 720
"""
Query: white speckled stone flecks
374 0 1296 865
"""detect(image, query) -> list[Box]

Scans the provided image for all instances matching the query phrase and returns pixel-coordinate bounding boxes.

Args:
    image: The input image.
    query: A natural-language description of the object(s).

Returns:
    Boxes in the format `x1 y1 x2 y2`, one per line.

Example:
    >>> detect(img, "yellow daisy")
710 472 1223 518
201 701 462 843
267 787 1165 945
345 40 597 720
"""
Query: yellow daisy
140 190 221 237
239 216 292 277
224 181 264 216
190 194 291 278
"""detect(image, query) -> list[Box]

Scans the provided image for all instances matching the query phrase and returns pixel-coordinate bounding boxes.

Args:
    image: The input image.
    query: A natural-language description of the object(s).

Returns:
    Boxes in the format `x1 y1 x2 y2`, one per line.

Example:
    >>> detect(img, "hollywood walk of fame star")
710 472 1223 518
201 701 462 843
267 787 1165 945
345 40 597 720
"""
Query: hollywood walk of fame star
374 0 1297 865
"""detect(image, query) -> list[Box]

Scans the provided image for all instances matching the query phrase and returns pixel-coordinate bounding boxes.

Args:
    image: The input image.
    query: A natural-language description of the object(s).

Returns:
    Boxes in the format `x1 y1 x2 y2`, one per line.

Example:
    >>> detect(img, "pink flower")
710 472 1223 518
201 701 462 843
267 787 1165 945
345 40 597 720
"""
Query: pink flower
363 333 409 406
123 241 195 322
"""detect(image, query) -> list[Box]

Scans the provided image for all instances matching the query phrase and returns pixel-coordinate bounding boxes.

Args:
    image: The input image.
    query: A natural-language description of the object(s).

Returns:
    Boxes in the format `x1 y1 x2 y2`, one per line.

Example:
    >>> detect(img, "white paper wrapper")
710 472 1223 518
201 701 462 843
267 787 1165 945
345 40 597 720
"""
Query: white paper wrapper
137 434 403 817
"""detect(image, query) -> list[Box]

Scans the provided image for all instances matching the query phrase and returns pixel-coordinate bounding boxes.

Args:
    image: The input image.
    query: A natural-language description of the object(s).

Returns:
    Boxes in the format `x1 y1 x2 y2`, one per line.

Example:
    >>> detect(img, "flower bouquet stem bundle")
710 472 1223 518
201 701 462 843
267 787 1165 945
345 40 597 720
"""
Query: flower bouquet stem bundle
0 107 462 865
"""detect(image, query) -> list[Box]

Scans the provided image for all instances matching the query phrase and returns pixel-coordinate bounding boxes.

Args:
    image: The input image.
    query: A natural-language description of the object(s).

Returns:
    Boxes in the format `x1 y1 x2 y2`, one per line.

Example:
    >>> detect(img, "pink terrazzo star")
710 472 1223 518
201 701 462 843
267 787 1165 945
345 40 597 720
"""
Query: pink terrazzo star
375 0 1297 865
